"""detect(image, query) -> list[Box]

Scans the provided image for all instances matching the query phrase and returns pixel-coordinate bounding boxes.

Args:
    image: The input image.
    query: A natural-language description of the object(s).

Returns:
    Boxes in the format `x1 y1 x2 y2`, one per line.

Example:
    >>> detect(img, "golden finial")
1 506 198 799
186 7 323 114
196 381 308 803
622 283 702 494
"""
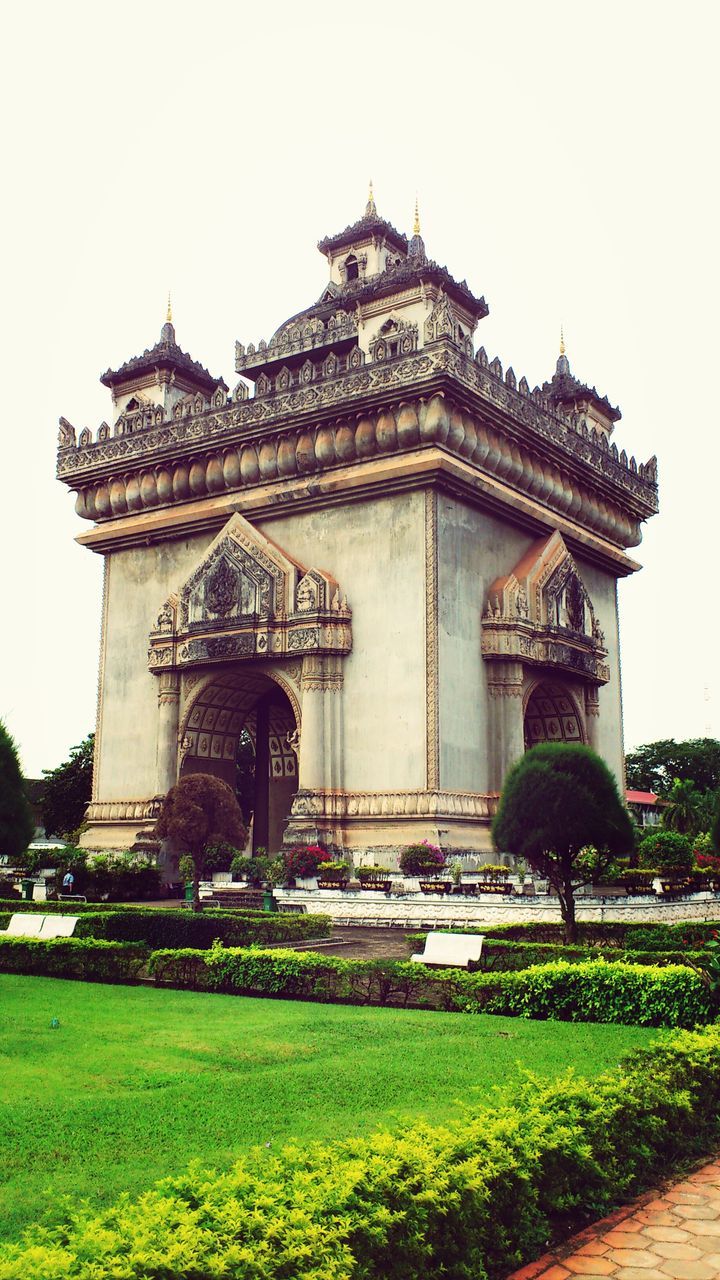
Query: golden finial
413 196 421 236
366 179 376 216
559 325 565 356
167 293 173 324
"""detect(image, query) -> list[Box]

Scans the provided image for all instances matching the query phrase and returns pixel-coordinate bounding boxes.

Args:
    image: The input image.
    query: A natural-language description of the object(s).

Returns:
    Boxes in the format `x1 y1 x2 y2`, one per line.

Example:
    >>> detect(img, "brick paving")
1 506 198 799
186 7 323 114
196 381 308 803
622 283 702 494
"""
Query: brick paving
506 1158 720 1280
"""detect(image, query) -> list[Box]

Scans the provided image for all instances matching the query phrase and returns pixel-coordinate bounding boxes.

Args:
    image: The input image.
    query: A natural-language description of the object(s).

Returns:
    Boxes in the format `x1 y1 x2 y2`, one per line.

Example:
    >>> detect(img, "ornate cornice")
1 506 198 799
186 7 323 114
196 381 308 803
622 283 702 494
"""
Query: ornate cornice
290 788 500 821
58 340 657 553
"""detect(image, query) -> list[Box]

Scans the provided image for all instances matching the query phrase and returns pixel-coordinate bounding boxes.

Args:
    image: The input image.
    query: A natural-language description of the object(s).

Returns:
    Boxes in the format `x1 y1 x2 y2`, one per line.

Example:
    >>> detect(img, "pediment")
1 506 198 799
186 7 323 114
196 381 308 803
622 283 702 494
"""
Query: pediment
482 531 608 684
148 513 351 671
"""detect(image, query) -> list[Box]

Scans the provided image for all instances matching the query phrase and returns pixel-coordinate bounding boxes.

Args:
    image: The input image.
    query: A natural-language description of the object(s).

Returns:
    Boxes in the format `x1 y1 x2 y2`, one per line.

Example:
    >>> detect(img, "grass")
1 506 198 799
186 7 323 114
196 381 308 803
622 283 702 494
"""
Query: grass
0 974 657 1242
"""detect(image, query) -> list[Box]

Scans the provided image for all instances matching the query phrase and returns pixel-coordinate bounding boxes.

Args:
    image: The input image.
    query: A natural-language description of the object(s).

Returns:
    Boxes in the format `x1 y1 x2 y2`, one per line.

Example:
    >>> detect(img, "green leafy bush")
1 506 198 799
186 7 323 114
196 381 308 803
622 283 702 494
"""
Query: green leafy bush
2 1024 720 1279
357 865 392 881
73 907 332 949
638 830 694 873
148 945 712 1027
398 840 446 876
0 936 148 982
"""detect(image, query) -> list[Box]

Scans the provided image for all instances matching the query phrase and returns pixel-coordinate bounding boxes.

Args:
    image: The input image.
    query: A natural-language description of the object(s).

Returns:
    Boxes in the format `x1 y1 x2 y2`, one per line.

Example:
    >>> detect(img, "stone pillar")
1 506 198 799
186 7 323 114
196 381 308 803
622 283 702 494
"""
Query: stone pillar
297 655 326 792
584 685 600 750
156 671 180 795
287 654 345 850
487 662 525 791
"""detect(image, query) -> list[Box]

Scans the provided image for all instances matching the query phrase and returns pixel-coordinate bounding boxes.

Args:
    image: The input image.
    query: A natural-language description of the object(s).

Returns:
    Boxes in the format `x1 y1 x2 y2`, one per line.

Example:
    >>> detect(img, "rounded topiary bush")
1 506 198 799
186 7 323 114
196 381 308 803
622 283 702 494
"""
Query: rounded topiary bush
638 830 693 874
399 840 447 877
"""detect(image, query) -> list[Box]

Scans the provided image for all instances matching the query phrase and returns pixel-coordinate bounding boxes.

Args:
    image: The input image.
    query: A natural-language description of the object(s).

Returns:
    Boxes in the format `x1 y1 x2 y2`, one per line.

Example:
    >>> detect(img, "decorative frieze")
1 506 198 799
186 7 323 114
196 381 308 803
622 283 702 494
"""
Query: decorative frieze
86 797 163 823
58 340 658 554
289 789 499 820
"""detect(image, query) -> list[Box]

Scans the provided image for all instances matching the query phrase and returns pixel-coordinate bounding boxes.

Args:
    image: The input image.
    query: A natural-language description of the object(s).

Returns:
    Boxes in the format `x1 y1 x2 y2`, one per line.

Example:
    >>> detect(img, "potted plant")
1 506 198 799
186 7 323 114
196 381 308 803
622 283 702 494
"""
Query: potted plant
357 865 393 891
619 868 657 896
281 844 327 886
476 864 513 894
316 861 350 889
399 840 450 893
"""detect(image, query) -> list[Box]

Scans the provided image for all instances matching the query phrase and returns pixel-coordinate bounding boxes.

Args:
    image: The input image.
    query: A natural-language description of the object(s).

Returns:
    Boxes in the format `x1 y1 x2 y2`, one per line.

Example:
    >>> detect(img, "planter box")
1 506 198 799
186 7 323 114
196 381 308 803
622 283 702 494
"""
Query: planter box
419 881 452 895
317 880 349 890
475 881 514 895
359 880 392 892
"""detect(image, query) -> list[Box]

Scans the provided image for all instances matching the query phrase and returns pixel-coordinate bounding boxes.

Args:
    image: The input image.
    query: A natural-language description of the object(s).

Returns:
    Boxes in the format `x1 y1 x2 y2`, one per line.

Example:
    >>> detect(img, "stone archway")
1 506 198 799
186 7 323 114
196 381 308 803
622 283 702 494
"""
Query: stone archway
179 668 299 854
523 681 584 750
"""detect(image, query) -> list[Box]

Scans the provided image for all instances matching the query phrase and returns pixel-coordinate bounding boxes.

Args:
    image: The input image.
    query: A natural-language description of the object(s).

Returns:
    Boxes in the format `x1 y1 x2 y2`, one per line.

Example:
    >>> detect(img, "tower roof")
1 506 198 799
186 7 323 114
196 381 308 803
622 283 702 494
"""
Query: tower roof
542 341 621 424
100 318 226 394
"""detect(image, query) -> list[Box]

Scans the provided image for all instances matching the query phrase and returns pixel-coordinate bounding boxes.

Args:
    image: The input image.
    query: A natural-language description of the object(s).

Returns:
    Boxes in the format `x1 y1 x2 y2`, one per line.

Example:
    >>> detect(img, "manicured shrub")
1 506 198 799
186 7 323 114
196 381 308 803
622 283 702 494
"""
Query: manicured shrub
0 936 148 982
638 829 694 873
149 945 712 1027
398 839 446 876
73 907 332 949
2 1025 720 1280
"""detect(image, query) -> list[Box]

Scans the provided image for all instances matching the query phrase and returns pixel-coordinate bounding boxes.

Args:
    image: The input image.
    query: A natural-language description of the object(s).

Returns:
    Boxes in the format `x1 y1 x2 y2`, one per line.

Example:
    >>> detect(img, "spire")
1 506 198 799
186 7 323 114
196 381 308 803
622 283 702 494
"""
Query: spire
161 294 176 344
408 194 426 261
556 324 570 375
365 179 376 217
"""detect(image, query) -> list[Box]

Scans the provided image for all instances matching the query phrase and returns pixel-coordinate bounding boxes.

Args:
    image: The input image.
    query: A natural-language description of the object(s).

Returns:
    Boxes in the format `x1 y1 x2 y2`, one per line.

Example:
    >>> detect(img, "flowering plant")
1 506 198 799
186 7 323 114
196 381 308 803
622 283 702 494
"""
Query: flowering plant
282 844 327 880
399 839 447 877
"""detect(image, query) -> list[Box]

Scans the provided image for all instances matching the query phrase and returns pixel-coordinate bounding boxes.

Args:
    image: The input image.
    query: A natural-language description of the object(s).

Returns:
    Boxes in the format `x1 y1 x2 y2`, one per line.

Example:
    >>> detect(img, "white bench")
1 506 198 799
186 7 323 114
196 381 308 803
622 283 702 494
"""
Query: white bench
5 913 46 937
3 914 80 939
411 931 484 969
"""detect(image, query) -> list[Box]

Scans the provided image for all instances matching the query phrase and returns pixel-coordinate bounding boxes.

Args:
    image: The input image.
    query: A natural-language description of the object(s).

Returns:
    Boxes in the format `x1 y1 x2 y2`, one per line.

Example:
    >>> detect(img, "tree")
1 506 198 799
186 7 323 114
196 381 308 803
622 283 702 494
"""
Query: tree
154 773 246 911
712 793 720 857
661 777 706 836
41 734 94 840
0 719 35 860
492 743 633 942
625 738 720 798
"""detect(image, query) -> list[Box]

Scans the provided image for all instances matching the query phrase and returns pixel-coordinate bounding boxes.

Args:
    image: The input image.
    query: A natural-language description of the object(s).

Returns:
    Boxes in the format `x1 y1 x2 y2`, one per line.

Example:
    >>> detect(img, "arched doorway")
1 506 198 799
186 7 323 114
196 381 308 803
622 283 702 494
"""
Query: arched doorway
179 669 299 854
523 682 584 750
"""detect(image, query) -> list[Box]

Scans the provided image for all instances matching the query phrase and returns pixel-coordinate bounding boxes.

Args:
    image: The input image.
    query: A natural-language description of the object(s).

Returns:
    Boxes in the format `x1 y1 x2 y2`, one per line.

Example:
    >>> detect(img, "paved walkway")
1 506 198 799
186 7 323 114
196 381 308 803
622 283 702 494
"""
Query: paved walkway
507 1157 720 1280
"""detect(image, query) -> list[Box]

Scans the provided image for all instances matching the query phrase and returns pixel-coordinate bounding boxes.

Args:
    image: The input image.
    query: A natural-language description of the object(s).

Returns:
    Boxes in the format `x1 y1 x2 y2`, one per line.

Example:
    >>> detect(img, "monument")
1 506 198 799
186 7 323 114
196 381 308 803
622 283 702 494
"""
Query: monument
57 189 658 866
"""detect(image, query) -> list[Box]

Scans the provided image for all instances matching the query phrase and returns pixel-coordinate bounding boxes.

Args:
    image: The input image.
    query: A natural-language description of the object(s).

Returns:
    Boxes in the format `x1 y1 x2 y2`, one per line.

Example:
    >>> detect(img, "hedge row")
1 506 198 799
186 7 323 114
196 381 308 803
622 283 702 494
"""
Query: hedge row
2 1024 720 1280
148 945 713 1027
407 934 707 972
0 936 148 982
481 920 720 948
0 905 332 949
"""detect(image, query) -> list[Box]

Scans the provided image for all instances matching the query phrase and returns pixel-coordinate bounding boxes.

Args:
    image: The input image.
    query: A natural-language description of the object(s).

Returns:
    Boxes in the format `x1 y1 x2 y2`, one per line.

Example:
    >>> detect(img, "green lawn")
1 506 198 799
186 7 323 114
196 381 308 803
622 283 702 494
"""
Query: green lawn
0 975 657 1242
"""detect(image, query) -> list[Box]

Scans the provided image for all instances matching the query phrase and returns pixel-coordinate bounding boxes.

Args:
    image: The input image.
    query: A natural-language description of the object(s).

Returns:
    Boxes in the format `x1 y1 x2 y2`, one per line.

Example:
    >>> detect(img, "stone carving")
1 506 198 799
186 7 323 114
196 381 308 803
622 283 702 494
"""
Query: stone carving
147 513 352 675
205 558 238 617
482 531 610 686
59 340 656 557
289 788 500 821
58 417 77 447
424 291 456 344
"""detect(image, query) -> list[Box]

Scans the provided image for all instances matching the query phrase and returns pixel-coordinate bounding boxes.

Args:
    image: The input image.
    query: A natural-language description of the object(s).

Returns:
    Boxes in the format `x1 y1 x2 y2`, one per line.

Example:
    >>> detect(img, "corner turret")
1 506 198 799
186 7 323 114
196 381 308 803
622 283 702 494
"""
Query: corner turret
542 330 621 436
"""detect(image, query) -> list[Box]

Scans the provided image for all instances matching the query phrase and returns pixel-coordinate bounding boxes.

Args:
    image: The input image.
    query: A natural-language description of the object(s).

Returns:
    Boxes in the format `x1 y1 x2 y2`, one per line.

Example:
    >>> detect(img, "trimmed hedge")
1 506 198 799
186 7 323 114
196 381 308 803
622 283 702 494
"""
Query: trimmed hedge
480 920 720 949
2 1024 720 1279
407 933 707 972
147 945 713 1027
0 936 148 983
72 908 332 949
0 905 332 948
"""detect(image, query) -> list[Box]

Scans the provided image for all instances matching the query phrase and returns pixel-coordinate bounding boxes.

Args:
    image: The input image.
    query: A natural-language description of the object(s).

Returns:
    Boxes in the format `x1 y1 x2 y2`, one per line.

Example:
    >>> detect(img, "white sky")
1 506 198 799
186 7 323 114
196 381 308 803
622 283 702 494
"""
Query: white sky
1 0 718 777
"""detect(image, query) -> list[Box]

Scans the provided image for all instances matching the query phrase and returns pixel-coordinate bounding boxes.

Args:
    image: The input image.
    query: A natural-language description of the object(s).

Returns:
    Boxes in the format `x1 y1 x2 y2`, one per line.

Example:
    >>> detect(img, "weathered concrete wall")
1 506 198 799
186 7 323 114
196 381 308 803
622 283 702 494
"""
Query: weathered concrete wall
96 534 209 800
574 555 625 787
260 490 426 792
437 496 530 793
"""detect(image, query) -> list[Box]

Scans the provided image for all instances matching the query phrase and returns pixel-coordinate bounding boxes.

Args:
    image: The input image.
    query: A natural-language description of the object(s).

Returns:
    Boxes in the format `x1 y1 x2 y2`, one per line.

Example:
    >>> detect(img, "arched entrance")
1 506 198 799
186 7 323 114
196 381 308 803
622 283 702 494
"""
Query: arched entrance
523 681 584 750
179 669 299 853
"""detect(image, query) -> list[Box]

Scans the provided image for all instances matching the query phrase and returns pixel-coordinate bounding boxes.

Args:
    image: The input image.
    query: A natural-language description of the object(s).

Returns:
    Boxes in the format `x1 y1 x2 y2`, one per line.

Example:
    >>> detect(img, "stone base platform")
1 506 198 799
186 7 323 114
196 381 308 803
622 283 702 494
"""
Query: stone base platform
273 887 720 928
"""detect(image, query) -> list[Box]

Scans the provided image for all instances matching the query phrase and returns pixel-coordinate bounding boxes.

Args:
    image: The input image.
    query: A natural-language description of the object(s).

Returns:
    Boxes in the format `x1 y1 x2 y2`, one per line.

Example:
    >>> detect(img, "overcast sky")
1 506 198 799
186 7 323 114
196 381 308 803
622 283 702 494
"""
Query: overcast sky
1 0 718 777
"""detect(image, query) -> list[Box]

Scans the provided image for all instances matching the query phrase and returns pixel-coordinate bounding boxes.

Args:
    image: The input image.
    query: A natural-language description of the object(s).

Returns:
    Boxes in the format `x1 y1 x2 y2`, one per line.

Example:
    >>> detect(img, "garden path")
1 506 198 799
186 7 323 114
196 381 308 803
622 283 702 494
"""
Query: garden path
507 1156 720 1280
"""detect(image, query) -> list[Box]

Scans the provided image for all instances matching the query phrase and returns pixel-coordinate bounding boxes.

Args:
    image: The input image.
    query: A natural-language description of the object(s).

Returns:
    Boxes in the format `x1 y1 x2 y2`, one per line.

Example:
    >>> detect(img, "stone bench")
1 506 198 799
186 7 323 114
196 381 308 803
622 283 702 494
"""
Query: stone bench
3 914 80 939
411 930 484 969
